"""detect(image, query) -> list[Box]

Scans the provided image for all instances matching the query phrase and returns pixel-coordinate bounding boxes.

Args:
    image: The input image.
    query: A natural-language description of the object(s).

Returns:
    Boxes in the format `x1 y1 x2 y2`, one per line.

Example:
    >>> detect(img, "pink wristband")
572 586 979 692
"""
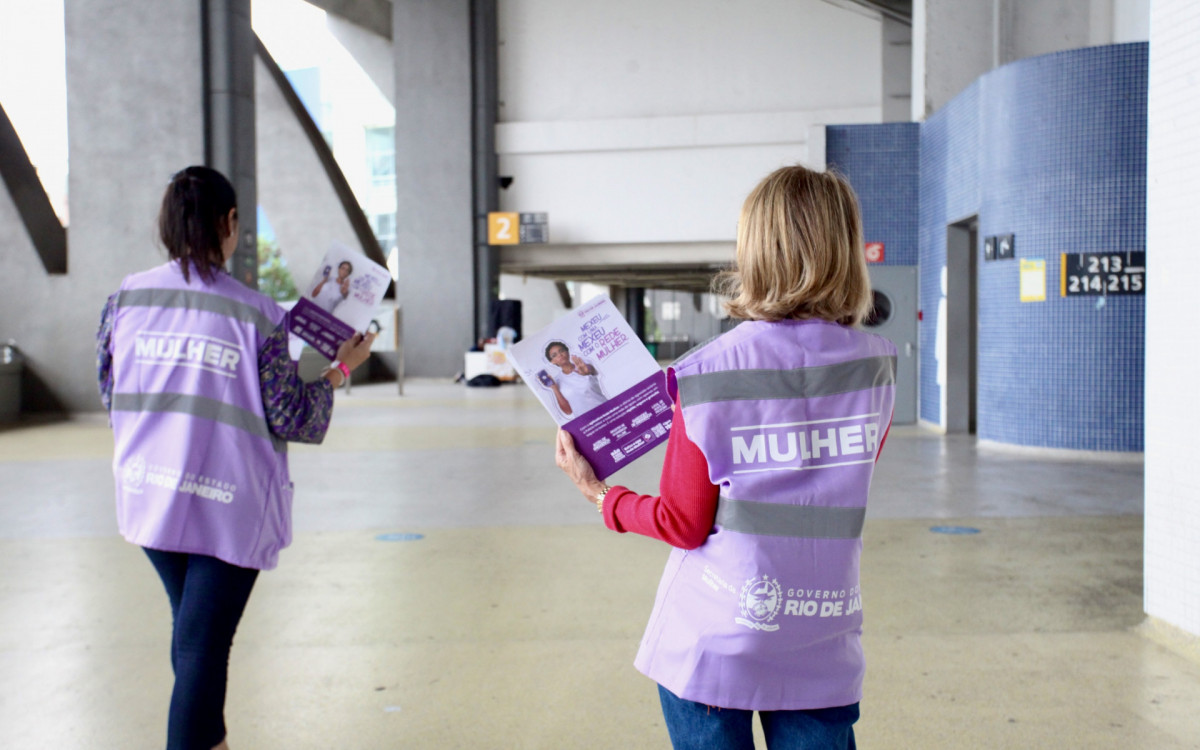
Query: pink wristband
331 361 350 379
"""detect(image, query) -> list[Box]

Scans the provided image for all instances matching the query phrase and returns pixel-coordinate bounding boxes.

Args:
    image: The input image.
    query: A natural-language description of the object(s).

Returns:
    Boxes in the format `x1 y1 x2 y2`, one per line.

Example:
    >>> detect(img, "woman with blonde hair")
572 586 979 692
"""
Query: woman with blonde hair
555 165 896 749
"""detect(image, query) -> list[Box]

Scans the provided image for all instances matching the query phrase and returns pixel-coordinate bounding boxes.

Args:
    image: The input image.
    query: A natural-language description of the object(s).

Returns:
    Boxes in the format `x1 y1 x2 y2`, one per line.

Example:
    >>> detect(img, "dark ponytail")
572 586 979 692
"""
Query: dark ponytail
158 166 237 283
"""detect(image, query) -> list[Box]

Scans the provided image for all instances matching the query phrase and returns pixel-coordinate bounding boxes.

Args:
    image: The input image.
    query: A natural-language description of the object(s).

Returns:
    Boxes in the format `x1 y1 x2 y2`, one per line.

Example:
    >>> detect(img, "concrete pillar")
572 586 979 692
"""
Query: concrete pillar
472 0 500 346
881 17 912 123
1008 0 1094 60
52 0 206 410
1112 0 1150 42
911 0 994 120
394 0 475 375
204 0 258 288
913 0 1109 120
625 287 646 344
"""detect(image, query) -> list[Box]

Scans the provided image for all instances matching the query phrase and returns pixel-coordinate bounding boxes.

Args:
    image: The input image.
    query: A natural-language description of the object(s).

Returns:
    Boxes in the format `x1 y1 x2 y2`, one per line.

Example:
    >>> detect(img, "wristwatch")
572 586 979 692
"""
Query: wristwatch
595 483 610 513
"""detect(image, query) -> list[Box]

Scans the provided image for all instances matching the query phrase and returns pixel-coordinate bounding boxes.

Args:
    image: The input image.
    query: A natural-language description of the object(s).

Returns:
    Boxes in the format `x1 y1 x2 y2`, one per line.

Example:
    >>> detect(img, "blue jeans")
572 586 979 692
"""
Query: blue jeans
658 685 858 750
144 548 259 750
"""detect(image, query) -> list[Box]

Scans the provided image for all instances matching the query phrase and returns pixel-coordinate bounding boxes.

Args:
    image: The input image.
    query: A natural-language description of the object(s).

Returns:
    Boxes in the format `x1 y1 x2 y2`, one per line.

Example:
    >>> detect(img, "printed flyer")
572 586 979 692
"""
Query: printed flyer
509 296 671 480
288 244 391 360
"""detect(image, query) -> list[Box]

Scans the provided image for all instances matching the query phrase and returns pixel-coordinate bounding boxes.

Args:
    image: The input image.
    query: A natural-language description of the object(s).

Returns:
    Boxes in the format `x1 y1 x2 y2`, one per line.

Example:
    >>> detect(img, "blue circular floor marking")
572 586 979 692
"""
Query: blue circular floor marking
930 526 981 535
376 532 425 542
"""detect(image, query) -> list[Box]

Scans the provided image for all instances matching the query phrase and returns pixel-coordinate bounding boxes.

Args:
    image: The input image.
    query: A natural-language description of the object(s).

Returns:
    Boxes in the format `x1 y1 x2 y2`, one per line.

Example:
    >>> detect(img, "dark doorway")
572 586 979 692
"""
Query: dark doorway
945 216 978 434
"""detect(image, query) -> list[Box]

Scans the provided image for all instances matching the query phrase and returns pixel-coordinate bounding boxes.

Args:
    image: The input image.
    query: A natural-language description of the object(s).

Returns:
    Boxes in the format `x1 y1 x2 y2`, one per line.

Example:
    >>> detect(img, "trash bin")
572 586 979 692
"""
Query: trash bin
0 344 23 423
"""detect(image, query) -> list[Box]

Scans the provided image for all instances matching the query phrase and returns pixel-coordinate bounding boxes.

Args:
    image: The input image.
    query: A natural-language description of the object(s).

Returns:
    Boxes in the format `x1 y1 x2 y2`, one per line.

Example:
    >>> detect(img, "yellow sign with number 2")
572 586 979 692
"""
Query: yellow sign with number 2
488 212 519 245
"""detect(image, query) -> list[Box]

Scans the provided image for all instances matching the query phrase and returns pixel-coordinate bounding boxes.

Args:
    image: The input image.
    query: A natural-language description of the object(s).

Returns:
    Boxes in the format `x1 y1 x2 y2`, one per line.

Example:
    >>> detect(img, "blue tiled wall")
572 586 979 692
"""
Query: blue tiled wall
922 43 1148 450
829 43 1147 451
918 82 984 427
827 123 920 266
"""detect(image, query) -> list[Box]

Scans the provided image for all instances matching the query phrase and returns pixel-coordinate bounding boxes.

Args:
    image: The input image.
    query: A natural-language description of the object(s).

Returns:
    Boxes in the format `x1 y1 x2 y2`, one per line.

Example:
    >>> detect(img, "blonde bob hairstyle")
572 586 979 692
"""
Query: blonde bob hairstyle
716 165 872 326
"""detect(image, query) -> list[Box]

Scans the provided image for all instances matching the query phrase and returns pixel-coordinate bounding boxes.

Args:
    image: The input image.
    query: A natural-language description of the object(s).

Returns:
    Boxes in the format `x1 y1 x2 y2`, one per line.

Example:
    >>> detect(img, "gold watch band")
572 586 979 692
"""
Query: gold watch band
595 484 610 513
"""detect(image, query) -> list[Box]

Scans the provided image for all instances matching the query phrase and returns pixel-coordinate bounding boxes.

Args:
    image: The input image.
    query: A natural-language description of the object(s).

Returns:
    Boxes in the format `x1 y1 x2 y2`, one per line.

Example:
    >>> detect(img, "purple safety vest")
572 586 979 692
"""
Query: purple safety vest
634 319 896 710
109 261 292 570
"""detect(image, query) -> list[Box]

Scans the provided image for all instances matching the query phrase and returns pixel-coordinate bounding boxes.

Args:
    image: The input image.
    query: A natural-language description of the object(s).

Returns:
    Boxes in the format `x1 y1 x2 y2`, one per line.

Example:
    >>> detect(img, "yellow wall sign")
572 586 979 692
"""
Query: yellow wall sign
488 212 519 245
1020 259 1046 302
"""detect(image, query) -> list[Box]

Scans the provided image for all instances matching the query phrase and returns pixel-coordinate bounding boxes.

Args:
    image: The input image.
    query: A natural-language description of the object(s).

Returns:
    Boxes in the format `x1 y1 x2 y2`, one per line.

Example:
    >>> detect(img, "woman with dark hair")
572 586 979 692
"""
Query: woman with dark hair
554 165 896 749
96 165 374 750
542 339 606 418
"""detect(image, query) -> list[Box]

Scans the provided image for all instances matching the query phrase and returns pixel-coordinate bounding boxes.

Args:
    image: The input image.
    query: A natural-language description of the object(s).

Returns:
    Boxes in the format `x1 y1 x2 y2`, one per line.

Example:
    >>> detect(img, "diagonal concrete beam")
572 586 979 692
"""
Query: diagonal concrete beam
0 101 67 274
305 0 392 39
255 34 392 294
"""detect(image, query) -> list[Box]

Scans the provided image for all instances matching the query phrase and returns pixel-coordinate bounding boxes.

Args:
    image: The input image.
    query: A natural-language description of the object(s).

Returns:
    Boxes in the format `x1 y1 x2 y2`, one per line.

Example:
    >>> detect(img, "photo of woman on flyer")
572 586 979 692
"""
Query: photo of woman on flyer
539 340 607 421
309 260 353 314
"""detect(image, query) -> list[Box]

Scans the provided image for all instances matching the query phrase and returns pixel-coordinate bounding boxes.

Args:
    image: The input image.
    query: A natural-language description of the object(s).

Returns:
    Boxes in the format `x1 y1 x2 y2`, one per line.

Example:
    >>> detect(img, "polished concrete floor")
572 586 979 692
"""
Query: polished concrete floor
2 380 1199 749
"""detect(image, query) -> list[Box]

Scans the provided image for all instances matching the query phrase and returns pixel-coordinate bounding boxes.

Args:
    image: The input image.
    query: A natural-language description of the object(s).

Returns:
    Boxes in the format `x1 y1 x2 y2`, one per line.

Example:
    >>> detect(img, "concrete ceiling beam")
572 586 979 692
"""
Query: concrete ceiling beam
304 0 392 39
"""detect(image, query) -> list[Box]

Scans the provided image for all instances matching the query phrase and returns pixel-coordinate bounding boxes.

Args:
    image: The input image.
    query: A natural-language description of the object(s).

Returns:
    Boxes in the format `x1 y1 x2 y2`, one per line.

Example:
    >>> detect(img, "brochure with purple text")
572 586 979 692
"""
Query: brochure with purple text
288 244 391 360
509 295 671 480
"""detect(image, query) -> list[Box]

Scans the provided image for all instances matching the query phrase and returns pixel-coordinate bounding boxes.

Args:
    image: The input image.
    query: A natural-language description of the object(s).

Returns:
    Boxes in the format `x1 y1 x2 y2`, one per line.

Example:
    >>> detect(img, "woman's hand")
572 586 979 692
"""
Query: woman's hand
323 332 376 387
570 354 592 374
555 429 606 504
335 332 375 371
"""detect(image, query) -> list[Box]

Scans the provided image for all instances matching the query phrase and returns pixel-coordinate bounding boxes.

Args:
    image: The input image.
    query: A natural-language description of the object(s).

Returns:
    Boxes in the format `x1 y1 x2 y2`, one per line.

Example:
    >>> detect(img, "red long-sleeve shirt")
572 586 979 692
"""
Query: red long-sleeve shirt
601 399 719 549
601 397 891 550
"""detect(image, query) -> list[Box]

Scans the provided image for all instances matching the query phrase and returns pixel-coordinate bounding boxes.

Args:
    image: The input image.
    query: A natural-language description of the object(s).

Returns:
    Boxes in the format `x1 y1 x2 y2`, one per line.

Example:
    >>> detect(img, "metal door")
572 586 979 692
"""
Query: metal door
865 265 918 424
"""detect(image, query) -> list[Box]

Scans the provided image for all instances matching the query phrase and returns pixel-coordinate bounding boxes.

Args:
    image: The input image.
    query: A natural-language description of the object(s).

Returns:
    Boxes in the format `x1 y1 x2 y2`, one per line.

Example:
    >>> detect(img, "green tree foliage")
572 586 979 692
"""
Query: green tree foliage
257 237 300 301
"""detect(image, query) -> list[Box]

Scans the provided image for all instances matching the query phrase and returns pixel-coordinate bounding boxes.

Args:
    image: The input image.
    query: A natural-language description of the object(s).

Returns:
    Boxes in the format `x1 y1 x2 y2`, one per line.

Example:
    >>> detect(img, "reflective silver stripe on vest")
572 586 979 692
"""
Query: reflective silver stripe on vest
117 288 277 339
112 392 286 453
731 457 877 475
678 355 897 407
716 496 866 539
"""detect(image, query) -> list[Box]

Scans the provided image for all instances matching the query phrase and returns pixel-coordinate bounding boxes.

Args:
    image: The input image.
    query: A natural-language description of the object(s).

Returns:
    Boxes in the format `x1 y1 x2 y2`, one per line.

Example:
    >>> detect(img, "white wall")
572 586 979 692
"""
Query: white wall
499 0 882 121
1145 0 1200 636
495 0 882 247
